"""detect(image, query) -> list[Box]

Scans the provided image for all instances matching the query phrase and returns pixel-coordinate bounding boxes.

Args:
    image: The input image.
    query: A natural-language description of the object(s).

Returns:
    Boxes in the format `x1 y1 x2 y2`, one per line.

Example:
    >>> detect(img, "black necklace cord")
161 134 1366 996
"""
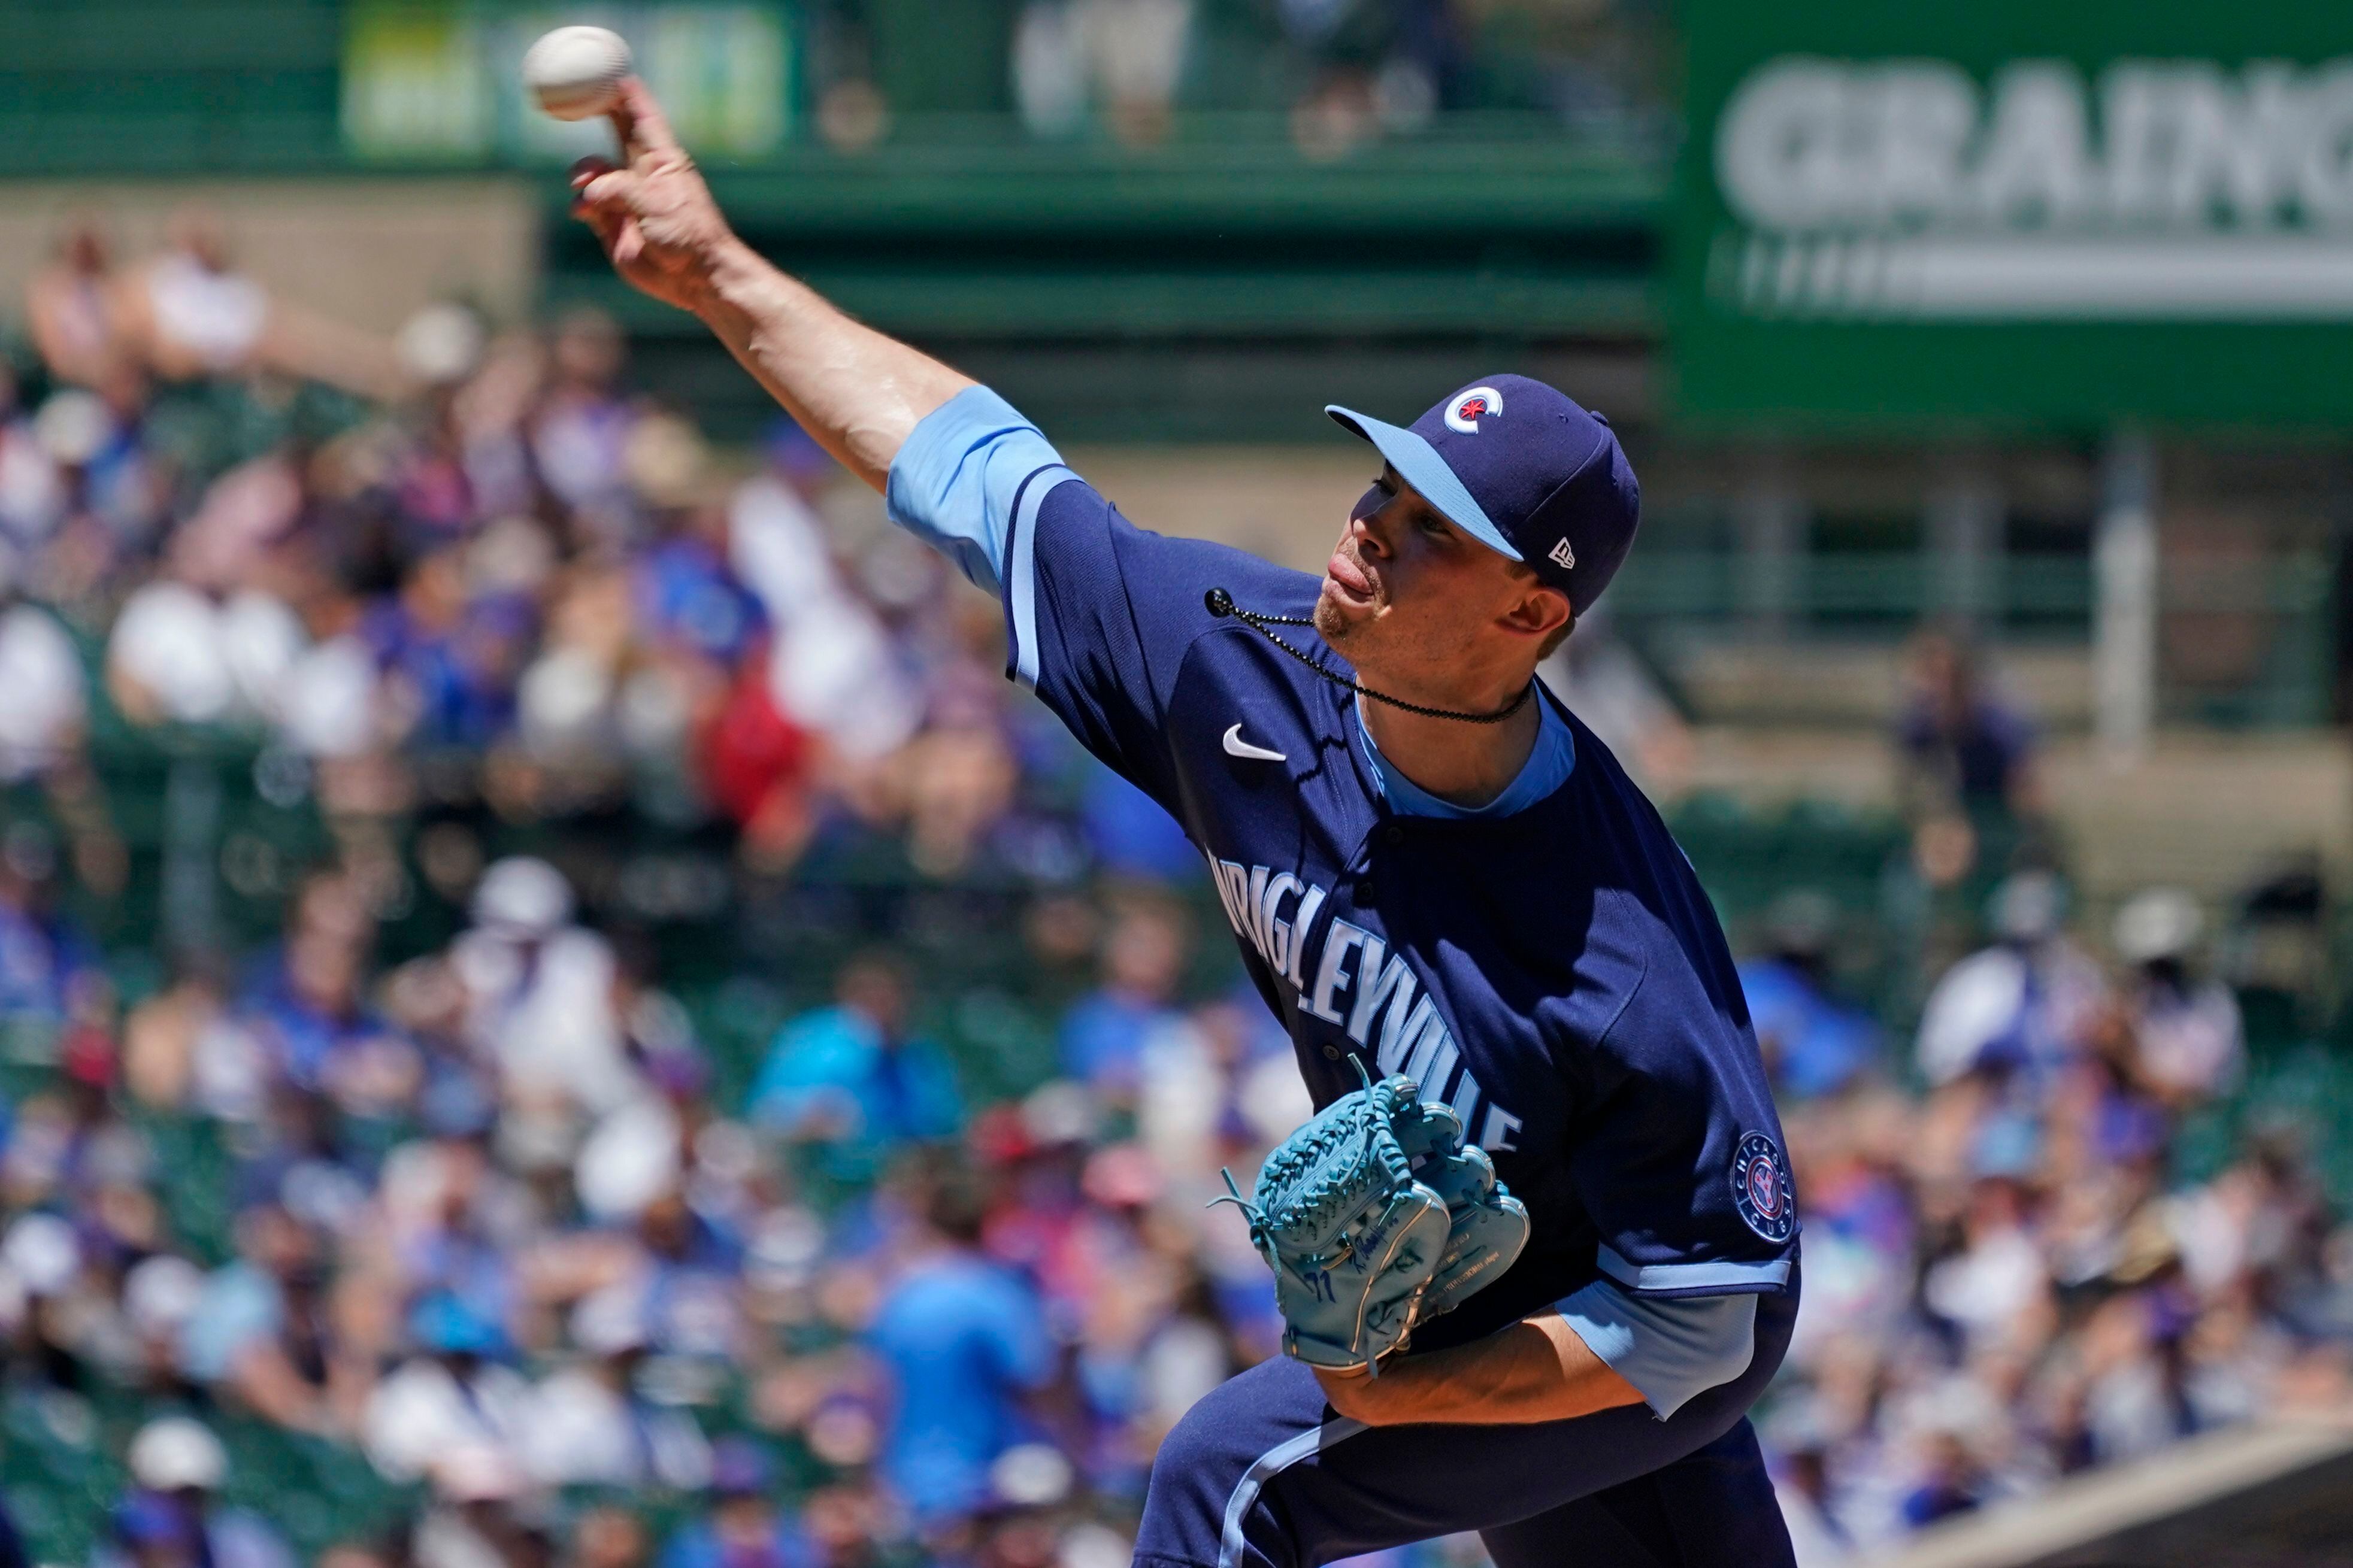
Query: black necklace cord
1204 587 1535 726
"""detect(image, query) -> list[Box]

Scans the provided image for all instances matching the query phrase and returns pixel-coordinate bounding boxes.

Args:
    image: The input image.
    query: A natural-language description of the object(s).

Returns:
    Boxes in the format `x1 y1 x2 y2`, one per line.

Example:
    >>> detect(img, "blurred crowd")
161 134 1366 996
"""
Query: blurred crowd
5 841 1329 1568
0 208 1170 914
0 210 2342 1568
0 210 1348 1568
798 0 1661 158
1749 868 2353 1563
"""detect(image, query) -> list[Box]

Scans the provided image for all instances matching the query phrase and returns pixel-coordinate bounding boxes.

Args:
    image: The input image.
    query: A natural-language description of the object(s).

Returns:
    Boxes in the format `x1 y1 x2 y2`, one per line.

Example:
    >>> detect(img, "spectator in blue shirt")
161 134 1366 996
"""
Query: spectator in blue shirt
1077 761 1199 885
747 953 962 1183
867 1162 1055 1528
1895 631 2038 820
95 1418 297 1568
1056 899 1188 1103
1736 890 1881 1100
0 825 101 1026
658 1439 813 1568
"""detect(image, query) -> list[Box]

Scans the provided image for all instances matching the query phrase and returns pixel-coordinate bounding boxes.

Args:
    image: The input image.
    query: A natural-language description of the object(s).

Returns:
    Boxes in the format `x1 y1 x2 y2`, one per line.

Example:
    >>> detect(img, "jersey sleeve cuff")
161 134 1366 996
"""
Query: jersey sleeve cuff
1556 1278 1758 1421
885 384 1066 594
1594 1244 1792 1297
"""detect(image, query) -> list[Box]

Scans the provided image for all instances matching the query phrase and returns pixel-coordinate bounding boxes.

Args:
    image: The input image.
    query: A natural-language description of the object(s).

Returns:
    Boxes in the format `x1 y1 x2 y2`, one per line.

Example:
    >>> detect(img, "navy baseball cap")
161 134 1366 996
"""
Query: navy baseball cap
1326 374 1640 617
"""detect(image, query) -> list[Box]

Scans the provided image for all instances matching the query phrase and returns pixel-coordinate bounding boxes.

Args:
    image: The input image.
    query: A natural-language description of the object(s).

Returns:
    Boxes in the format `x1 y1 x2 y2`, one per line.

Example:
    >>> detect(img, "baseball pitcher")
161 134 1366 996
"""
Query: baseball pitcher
573 77 1801 1568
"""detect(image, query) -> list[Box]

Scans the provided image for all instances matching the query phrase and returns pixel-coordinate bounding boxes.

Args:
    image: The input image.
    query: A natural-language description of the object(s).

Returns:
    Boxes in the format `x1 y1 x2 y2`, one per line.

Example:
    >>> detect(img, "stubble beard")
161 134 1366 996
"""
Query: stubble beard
1312 593 1353 644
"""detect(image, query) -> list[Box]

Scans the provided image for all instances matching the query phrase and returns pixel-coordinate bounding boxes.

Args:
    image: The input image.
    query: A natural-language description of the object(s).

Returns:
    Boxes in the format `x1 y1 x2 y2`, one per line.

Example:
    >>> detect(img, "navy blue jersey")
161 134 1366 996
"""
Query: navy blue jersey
1002 465 1796 1346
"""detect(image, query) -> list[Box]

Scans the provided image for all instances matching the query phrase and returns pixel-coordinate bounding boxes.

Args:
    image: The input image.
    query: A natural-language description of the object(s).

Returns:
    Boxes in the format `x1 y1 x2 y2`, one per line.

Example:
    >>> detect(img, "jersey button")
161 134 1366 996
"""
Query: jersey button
1321 1044 1341 1060
1381 824 1405 847
1353 879 1376 902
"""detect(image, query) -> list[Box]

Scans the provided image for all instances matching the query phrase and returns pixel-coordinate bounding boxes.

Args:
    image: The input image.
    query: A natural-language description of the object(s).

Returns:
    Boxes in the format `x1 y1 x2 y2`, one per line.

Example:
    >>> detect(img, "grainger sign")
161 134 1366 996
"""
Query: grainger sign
1670 2 2353 427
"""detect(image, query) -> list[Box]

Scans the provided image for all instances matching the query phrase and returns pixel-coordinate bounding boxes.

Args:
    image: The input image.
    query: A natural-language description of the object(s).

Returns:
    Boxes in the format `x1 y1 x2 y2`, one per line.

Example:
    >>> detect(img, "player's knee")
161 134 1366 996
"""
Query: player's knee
1143 1375 1276 1538
1141 1369 1322 1568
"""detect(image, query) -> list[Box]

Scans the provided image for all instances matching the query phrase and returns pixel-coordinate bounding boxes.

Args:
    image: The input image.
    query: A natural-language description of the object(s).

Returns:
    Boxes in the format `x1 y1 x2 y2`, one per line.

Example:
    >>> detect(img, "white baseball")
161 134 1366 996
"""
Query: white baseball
523 25 632 122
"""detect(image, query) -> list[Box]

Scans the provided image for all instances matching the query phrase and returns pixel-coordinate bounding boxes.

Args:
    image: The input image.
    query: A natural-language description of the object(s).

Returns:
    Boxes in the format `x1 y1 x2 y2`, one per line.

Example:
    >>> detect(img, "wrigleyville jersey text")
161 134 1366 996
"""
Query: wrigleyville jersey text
1206 856 1524 1157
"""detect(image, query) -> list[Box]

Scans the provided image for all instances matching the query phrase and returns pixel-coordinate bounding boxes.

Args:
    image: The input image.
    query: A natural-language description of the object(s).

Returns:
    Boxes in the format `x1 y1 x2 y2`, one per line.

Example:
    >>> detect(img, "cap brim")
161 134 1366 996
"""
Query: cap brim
1325 406 1521 562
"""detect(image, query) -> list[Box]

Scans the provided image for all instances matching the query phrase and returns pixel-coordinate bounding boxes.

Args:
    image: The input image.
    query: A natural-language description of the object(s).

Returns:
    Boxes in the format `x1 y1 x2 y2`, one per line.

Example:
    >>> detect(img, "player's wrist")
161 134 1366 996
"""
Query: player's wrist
691 233 770 318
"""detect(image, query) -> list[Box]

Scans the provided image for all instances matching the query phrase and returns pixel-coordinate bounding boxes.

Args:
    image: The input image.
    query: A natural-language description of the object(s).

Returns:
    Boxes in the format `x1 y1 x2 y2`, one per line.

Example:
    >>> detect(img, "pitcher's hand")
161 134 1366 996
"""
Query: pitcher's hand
570 77 738 314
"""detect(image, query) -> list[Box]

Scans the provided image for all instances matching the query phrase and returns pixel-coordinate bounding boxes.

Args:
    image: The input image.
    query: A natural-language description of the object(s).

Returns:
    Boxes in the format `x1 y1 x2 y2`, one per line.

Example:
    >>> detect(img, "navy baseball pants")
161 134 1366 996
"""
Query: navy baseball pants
1135 1277 1798 1568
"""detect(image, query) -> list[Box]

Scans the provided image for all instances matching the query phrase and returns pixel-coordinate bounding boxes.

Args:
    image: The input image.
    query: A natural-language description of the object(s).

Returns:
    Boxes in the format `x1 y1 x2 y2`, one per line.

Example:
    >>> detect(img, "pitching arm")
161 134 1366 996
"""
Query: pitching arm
569 77 973 492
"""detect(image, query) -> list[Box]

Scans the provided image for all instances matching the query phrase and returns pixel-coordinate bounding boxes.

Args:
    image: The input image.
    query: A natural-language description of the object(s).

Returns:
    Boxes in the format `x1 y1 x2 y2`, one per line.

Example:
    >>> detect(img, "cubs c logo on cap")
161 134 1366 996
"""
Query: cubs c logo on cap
1444 386 1504 435
1731 1132 1795 1243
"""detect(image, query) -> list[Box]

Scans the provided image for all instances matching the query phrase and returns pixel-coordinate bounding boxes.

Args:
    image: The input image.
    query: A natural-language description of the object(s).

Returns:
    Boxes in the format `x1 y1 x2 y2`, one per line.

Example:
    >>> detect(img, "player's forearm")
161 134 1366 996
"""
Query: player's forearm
1316 1313 1645 1427
694 237 974 493
568 77 974 490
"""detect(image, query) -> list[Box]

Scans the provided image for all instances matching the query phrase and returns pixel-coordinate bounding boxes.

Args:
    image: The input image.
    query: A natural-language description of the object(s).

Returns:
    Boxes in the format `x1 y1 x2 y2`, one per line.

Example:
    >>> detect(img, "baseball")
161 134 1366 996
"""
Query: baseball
522 25 632 121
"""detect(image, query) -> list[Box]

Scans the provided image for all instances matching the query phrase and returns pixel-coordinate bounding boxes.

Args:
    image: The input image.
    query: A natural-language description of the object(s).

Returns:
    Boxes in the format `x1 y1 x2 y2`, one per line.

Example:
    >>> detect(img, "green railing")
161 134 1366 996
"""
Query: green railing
1603 544 2338 724
0 0 1672 178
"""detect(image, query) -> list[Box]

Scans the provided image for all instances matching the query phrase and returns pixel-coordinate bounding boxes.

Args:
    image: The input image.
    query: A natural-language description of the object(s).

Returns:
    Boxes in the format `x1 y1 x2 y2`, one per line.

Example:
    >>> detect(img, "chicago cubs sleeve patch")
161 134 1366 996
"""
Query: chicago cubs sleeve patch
1731 1132 1795 1244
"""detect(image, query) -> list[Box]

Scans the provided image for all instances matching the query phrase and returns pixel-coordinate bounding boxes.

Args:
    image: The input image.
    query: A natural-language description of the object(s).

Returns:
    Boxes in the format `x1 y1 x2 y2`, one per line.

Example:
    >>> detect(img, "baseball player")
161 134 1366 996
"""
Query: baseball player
573 78 1800 1568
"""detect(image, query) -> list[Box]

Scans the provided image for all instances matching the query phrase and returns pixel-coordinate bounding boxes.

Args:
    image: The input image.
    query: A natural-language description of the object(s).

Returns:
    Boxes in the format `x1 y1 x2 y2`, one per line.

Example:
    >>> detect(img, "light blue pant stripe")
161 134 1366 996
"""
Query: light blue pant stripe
1216 1416 1368 1568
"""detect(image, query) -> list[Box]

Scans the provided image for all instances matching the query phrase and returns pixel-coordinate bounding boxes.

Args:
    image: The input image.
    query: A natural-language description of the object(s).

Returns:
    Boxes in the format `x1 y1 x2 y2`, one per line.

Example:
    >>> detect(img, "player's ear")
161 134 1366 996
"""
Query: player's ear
1499 581 1571 645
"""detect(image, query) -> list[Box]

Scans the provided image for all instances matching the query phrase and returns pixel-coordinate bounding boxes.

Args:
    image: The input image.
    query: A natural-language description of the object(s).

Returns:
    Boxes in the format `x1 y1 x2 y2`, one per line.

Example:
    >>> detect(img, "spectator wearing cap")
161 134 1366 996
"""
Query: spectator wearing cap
748 953 962 1185
98 1418 297 1568
454 857 638 1121
865 1163 1054 1530
121 1254 209 1397
658 1439 815 1568
521 1285 712 1490
2112 888 2243 1106
0 598 89 785
1736 889 1882 1100
411 1442 546 1568
1915 871 2108 1091
362 1292 531 1482
1919 1157 2053 1360
1 1210 87 1381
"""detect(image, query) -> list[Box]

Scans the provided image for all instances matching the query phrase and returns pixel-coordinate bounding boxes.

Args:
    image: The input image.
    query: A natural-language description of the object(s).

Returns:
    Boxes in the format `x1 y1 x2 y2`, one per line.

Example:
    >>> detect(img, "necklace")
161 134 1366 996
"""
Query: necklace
1204 588 1534 725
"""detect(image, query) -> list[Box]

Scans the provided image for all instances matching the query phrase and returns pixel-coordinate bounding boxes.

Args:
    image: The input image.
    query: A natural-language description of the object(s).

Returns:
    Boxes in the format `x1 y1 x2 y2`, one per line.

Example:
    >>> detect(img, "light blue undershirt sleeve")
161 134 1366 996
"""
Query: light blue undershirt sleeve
1557 1278 1757 1421
883 385 1067 594
1356 696 1576 818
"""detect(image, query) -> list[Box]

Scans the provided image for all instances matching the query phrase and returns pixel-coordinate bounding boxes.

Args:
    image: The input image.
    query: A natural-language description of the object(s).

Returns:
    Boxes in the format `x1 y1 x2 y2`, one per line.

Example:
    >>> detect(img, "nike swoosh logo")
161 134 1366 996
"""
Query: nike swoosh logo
1222 723 1287 763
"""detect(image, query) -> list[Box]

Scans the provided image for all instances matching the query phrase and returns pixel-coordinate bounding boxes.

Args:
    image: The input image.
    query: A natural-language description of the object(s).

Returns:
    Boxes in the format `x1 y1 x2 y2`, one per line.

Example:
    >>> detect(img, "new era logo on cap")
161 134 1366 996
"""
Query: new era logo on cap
1325 373 1641 618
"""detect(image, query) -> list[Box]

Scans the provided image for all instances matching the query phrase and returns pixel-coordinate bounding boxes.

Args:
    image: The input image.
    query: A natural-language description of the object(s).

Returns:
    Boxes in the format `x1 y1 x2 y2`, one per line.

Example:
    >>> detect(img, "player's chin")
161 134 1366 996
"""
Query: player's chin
1314 577 1374 641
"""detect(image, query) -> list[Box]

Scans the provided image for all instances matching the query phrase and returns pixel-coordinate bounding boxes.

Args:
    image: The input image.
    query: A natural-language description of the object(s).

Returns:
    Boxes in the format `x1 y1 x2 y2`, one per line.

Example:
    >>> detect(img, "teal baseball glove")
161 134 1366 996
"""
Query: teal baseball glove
1390 1096 1531 1319
1218 1069 1528 1376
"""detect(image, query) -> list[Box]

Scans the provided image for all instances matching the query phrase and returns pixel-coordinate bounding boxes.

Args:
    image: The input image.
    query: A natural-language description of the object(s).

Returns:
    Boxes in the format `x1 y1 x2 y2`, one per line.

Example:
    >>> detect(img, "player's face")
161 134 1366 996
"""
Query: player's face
1313 466 1562 689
